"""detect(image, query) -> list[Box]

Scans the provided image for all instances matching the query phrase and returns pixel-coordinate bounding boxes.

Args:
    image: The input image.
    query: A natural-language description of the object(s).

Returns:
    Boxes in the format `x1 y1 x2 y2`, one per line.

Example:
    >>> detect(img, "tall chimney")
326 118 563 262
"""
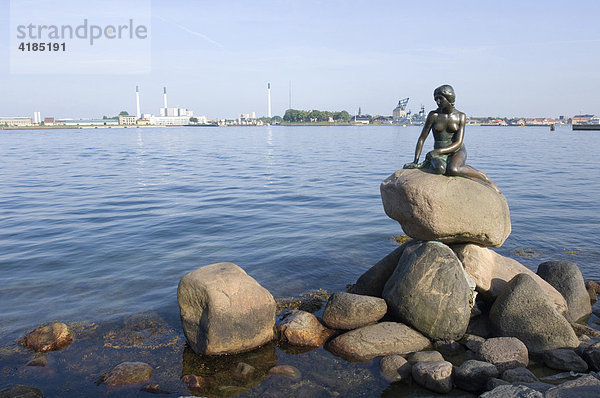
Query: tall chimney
267 83 272 118
163 86 168 109
136 86 141 119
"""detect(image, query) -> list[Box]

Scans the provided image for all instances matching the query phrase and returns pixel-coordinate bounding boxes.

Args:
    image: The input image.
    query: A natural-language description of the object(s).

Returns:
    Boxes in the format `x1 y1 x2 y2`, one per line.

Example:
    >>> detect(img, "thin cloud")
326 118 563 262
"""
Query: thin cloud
155 16 224 48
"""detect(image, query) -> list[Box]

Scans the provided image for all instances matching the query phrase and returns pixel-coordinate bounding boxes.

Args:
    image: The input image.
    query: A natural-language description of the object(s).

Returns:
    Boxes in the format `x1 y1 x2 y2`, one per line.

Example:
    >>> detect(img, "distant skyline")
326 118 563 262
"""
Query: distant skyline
1 0 599 119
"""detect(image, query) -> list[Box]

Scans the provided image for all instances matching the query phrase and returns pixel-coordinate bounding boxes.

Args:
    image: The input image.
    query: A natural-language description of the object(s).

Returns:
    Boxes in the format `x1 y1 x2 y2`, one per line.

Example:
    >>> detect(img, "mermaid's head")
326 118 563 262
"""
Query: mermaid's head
433 85 455 106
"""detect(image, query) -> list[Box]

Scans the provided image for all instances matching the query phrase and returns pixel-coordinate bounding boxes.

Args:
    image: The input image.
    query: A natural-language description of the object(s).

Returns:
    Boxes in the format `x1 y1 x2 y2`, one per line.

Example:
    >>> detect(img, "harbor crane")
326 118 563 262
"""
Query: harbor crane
397 98 409 110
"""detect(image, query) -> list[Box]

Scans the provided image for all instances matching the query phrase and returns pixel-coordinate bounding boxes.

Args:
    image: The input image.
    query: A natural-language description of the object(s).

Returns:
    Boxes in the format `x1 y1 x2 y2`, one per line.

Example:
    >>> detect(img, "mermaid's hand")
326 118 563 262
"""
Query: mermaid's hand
403 162 418 169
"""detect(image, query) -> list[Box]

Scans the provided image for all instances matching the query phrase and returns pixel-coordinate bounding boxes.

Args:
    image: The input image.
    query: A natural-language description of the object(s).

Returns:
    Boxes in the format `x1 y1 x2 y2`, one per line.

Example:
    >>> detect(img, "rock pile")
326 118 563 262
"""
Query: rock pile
171 167 599 396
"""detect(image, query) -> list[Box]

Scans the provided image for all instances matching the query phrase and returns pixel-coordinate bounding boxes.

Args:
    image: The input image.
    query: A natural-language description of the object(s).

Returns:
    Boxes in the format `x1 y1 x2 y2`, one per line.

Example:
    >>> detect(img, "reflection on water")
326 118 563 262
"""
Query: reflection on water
181 343 277 397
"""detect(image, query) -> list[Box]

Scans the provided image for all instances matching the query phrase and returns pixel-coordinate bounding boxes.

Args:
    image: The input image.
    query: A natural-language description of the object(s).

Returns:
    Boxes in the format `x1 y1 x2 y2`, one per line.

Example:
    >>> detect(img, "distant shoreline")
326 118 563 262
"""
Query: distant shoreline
0 123 569 131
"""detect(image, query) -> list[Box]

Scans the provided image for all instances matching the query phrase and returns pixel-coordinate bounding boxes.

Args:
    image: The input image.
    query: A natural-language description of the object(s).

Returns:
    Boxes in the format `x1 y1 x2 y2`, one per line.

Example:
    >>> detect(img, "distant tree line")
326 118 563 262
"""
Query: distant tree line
283 109 351 123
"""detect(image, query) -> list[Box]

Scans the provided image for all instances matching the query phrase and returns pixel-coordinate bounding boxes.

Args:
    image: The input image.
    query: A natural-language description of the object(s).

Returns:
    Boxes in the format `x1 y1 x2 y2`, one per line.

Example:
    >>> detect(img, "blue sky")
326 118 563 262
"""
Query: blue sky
1 0 599 119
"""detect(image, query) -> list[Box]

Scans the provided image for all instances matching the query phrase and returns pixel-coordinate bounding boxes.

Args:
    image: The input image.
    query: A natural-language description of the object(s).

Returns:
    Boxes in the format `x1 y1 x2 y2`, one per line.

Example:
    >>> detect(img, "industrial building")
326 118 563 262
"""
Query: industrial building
119 115 137 125
0 117 33 126
134 86 200 126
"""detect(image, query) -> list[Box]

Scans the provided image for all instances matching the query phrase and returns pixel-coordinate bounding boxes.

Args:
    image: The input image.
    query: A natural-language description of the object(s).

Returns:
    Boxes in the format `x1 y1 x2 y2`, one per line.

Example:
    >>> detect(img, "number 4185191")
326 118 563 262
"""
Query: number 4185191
18 42 66 51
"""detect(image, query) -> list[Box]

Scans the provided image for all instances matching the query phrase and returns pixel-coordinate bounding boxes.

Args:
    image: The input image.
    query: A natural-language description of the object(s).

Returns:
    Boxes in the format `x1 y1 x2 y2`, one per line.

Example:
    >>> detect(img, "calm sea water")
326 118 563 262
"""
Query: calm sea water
1 125 599 343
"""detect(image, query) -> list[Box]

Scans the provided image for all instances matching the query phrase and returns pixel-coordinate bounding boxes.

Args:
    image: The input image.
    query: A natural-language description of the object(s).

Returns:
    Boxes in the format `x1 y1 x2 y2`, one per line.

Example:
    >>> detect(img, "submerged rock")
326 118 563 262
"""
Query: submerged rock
452 243 568 314
380 168 511 247
23 322 73 352
102 362 153 386
0 385 43 398
322 292 387 330
489 274 579 353
537 260 592 323
277 310 334 347
181 374 213 389
268 365 301 380
177 262 276 355
382 241 471 340
327 322 431 362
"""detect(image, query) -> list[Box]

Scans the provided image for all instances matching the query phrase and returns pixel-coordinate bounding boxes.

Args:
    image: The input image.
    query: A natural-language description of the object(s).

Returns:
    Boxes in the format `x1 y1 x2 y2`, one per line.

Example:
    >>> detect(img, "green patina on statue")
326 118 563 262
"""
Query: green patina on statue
404 85 500 193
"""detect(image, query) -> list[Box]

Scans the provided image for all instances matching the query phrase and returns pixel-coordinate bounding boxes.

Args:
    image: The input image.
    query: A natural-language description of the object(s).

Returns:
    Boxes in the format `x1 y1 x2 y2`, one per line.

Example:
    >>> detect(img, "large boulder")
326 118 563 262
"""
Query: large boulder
177 262 276 355
537 261 591 323
327 322 431 362
452 244 568 315
322 292 387 330
380 168 510 247
382 241 471 340
489 274 579 353
349 244 407 297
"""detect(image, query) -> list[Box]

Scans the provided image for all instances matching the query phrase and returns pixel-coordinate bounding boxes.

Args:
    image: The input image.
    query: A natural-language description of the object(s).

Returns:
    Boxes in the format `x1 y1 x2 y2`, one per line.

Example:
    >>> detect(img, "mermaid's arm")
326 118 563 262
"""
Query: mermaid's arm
413 111 436 163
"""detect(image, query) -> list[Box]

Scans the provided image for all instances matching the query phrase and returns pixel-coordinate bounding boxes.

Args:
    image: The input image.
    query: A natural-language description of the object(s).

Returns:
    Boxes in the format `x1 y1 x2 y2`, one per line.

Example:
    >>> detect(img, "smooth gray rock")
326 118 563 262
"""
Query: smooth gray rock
480 384 544 398
0 385 43 398
545 374 600 398
411 360 453 394
405 350 444 364
453 244 568 315
543 348 588 372
327 322 431 362
454 359 499 393
380 168 511 247
177 262 276 355
322 292 387 330
501 367 538 383
477 337 529 373
382 241 471 340
581 341 600 371
537 261 592 323
489 273 579 353
379 355 411 383
349 244 407 297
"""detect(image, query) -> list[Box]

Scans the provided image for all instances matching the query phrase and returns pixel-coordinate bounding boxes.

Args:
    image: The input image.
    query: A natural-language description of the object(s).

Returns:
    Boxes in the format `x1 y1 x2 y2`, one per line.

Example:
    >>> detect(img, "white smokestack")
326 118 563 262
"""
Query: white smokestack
136 86 141 120
267 83 272 118
163 86 168 109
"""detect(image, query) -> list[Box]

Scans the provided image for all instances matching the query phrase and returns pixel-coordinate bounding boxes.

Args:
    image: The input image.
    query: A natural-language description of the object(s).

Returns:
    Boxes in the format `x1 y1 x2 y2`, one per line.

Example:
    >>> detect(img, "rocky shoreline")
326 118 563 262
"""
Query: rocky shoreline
3 168 600 397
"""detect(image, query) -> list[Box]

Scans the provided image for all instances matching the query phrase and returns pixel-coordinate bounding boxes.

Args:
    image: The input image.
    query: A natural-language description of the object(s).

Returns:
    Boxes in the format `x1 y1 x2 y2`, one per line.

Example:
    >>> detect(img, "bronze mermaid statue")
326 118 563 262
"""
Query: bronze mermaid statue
404 84 500 193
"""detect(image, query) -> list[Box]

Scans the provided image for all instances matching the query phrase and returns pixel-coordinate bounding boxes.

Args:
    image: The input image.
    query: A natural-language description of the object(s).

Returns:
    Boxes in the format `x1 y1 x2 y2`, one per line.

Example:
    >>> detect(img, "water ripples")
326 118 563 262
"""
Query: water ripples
0 125 598 340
